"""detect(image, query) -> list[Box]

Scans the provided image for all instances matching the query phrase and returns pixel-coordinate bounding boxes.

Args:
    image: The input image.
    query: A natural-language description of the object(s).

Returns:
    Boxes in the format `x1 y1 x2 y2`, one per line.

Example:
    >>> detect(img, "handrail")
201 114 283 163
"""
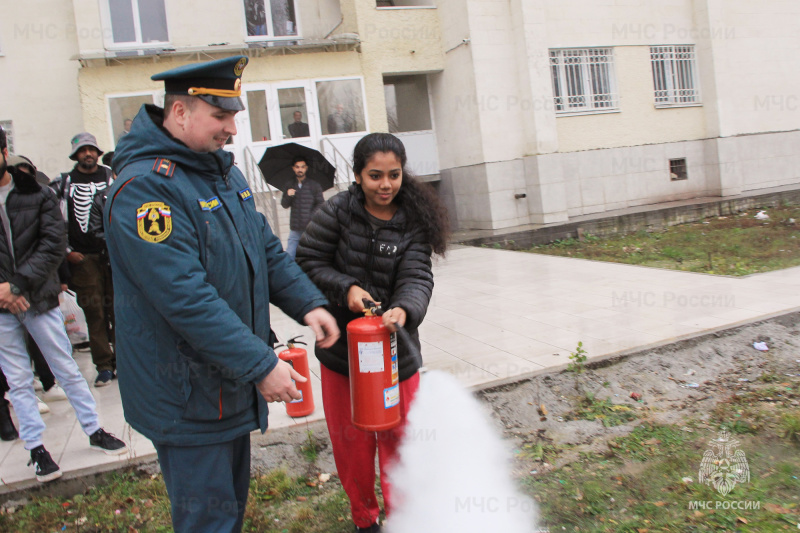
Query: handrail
242 146 282 239
319 137 354 191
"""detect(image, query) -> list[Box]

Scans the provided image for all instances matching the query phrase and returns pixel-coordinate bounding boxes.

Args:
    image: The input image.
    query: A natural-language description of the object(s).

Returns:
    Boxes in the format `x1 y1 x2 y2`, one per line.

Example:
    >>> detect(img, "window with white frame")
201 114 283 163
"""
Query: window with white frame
650 45 700 106
243 0 298 38
0 121 13 153
106 0 169 46
550 48 618 114
107 93 156 146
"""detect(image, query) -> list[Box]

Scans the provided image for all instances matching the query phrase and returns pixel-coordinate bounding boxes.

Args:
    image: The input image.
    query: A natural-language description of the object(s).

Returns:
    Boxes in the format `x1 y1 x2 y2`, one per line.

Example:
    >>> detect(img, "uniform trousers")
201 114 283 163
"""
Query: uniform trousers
321 364 419 528
154 433 251 533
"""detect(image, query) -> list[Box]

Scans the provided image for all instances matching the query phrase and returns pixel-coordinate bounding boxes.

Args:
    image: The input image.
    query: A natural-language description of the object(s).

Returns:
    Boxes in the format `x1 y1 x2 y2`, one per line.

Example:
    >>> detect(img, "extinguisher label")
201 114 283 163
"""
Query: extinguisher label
384 384 400 409
391 355 399 384
290 390 303 404
357 341 385 373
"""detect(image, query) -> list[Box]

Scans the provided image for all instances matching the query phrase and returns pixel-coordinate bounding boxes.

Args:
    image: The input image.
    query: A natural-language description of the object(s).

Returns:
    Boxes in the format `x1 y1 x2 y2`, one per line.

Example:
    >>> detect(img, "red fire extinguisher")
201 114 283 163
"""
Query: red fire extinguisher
347 301 401 431
277 336 315 418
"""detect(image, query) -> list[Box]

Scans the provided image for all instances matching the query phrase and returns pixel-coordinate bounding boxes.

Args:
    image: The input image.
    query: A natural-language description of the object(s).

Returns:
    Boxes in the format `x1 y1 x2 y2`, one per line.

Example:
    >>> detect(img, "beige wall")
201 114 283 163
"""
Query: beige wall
0 1 84 178
72 0 344 54
351 0 444 133
555 46 707 153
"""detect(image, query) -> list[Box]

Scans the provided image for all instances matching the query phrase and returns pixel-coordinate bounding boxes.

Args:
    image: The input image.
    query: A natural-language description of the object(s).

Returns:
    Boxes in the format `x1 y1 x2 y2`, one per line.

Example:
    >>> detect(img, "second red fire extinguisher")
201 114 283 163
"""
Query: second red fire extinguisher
347 302 401 431
277 336 315 418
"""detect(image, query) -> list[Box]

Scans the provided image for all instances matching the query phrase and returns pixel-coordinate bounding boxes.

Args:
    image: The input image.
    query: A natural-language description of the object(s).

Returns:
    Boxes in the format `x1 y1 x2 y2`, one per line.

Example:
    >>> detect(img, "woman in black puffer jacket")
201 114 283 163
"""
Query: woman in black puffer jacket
296 133 448 533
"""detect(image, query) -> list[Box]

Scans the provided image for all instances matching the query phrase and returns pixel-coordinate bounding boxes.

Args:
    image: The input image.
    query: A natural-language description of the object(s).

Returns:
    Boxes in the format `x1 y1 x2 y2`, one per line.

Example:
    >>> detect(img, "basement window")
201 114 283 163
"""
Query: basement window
669 158 688 181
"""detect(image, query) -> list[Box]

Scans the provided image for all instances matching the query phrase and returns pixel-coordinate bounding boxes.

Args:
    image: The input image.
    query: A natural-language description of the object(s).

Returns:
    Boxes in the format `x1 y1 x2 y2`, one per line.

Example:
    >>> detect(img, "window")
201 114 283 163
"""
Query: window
669 158 688 181
0 121 13 153
650 46 700 106
246 90 273 142
244 0 298 38
550 48 618 114
317 79 367 135
107 0 169 46
107 94 156 146
384 75 432 133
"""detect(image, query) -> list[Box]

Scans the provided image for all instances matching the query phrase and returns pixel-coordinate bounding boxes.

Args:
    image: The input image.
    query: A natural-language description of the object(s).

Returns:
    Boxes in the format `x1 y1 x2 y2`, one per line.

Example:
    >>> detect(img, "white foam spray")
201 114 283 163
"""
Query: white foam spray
387 371 539 533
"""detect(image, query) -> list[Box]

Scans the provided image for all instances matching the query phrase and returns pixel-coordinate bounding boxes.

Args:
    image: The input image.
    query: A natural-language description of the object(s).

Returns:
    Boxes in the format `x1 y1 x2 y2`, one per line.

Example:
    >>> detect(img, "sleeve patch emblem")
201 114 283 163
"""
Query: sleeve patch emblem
136 201 172 243
198 197 221 211
238 188 253 201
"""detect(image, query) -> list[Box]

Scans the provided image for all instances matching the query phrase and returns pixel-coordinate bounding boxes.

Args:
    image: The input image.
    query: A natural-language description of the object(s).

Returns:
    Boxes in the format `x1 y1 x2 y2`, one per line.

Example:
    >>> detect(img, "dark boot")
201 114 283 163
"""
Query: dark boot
0 401 18 441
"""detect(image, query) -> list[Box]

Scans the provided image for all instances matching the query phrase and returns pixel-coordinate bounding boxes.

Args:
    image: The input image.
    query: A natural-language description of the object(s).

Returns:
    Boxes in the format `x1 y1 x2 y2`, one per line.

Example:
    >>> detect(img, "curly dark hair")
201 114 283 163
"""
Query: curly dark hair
352 133 450 256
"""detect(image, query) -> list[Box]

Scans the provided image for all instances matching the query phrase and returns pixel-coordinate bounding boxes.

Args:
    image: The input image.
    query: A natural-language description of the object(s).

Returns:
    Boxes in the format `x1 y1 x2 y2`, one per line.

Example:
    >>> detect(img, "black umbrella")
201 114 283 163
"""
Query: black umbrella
258 142 336 192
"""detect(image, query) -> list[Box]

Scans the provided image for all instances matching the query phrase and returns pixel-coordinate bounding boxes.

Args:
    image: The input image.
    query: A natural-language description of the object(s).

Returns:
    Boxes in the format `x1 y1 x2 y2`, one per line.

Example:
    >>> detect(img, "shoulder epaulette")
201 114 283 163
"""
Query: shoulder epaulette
152 158 176 178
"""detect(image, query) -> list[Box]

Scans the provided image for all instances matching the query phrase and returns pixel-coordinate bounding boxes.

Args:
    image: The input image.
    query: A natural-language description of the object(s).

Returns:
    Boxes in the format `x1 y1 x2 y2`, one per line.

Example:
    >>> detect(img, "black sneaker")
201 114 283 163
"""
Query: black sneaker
356 522 381 533
28 445 62 483
94 370 115 387
89 428 128 455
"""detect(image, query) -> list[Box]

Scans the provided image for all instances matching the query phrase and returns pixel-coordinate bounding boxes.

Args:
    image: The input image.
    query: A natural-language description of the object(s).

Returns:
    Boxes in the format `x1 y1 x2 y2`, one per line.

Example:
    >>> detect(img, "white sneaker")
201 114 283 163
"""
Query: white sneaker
41 384 68 402
33 378 44 392
37 397 50 414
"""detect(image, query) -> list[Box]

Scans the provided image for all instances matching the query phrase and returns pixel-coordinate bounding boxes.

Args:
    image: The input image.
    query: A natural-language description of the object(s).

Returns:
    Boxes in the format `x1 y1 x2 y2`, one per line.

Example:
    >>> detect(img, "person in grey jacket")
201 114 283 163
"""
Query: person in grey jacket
0 129 127 484
280 155 324 259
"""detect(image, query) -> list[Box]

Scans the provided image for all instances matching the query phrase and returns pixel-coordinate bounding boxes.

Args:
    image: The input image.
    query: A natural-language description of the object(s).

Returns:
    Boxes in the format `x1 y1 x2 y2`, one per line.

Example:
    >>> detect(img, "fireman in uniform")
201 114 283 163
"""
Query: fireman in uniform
104 56 339 533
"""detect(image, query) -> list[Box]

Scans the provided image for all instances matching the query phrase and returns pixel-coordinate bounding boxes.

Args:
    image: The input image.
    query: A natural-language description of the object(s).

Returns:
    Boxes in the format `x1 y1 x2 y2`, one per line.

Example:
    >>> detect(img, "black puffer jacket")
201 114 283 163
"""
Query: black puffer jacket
280 178 324 231
296 184 433 380
0 167 66 314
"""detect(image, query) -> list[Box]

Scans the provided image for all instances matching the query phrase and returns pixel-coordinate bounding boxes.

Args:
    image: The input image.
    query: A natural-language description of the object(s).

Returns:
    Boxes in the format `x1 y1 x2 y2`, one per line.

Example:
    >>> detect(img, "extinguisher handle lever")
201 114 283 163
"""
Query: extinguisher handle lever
287 335 307 346
362 298 384 315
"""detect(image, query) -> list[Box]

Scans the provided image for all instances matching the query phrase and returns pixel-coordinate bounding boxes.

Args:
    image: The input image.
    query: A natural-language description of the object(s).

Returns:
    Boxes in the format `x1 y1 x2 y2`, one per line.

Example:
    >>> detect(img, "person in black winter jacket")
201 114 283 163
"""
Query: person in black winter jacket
280 155 324 259
0 130 127 483
296 132 449 533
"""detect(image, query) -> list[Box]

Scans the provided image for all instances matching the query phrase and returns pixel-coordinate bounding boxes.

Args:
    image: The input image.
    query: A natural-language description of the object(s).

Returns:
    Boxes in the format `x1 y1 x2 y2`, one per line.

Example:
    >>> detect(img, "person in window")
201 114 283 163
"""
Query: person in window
117 119 132 144
296 132 449 533
327 103 354 134
288 111 310 138
246 0 267 36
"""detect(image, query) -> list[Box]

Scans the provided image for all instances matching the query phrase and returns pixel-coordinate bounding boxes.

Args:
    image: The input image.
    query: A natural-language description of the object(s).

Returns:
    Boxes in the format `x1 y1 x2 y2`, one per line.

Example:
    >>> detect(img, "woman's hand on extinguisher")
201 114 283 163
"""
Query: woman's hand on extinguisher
382 307 406 332
347 285 376 314
304 307 340 349
257 360 307 403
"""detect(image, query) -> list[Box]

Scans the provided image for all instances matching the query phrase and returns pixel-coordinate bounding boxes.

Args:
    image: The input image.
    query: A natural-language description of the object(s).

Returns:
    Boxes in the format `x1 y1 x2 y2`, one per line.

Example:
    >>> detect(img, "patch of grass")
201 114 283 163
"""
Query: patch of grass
521 205 800 276
565 393 638 427
300 429 322 463
0 468 356 533
780 412 800 444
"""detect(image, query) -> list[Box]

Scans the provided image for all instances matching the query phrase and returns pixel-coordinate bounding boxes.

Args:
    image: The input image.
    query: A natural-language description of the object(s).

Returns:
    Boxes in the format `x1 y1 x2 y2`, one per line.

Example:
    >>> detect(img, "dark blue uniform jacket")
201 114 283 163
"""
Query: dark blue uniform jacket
105 104 327 446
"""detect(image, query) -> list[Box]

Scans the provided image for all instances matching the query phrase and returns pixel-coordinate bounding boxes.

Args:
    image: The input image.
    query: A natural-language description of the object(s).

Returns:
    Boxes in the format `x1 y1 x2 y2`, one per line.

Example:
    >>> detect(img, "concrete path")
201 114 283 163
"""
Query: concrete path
3 245 799 493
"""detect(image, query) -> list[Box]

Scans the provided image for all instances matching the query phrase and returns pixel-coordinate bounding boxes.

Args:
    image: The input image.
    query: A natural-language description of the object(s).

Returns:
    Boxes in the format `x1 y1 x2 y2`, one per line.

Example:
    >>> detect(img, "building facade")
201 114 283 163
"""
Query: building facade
1 1 798 231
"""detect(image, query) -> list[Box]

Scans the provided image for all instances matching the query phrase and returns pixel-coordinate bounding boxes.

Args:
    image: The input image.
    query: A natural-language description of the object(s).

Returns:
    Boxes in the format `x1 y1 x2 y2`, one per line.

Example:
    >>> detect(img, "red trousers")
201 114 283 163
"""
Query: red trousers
321 365 420 528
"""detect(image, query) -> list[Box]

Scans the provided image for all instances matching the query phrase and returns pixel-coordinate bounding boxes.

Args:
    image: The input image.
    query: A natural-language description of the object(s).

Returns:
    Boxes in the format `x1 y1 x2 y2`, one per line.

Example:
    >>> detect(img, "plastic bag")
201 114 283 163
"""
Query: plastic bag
60 290 89 345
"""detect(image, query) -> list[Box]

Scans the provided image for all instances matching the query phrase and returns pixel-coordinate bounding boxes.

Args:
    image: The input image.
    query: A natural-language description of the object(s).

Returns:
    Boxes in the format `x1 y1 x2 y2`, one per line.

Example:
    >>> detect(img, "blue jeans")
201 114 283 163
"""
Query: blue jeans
0 307 100 450
286 229 303 260
155 433 251 533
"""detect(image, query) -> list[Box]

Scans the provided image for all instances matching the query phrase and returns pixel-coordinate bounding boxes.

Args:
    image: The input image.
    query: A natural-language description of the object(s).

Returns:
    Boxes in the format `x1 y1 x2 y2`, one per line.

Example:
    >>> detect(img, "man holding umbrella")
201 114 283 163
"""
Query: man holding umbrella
280 155 324 259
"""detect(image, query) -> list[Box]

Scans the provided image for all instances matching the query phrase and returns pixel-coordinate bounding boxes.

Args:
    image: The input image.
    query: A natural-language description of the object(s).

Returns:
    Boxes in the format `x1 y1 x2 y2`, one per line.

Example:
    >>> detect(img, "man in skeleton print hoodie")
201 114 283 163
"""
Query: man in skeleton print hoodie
55 133 116 387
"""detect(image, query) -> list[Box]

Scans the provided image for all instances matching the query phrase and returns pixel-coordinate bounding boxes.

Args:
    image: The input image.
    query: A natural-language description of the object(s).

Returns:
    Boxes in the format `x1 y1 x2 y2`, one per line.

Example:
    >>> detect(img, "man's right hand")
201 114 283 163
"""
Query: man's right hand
257 359 307 403
287 188 296 197
347 285 376 314
67 251 85 264
0 283 30 314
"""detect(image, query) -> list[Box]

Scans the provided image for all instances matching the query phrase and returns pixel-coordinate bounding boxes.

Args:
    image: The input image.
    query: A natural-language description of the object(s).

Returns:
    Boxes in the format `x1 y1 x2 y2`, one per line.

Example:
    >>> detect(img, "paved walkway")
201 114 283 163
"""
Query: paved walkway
3 245 799 493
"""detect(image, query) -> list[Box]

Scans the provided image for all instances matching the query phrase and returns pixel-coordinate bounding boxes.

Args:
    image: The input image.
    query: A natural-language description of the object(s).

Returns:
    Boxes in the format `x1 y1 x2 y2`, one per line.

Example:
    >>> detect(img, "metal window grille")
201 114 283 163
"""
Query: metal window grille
650 46 700 105
0 120 13 153
669 158 688 181
550 48 619 114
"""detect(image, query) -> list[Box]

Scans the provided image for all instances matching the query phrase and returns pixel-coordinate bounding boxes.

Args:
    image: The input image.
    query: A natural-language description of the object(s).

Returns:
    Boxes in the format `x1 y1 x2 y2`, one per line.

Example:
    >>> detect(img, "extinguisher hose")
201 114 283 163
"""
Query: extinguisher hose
394 323 423 370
